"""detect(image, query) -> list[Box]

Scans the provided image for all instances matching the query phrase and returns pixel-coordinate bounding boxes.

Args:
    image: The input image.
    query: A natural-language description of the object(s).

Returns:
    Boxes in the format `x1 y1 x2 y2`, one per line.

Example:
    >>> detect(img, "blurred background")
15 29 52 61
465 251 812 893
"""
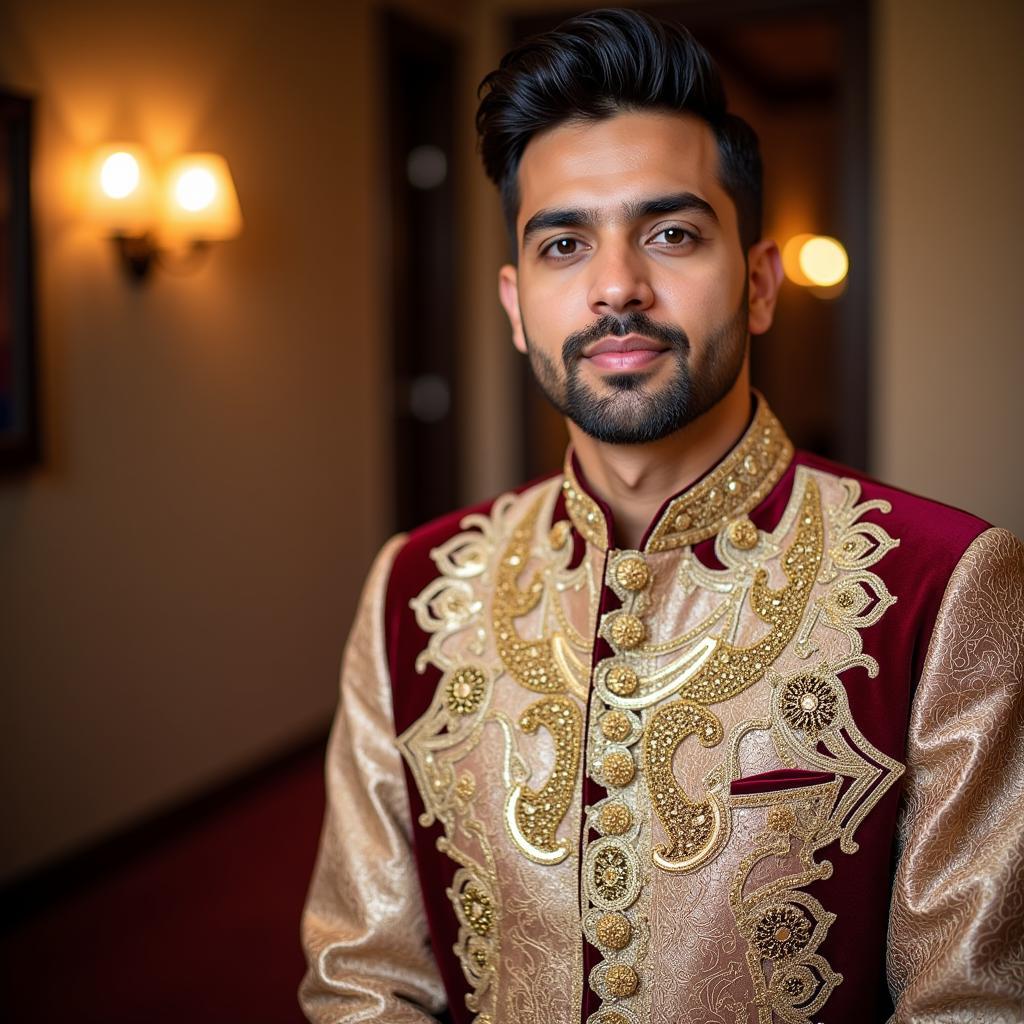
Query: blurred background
0 0 1020 1020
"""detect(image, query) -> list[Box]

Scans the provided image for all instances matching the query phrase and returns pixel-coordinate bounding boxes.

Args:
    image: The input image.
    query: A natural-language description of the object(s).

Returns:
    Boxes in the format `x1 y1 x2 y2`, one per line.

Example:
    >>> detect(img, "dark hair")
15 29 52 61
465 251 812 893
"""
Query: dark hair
476 8 763 252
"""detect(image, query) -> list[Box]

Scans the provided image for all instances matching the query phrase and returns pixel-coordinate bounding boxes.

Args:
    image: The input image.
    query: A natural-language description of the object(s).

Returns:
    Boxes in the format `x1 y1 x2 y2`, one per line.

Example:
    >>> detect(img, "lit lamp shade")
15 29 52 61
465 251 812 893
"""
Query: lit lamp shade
162 153 243 241
85 143 156 235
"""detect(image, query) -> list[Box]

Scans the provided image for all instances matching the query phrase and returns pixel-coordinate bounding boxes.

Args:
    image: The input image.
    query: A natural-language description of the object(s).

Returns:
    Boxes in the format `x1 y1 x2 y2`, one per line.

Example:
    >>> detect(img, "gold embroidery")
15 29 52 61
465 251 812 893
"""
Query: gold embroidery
446 666 488 715
643 701 727 871
673 477 824 705
493 495 578 695
644 399 793 552
505 696 582 864
563 396 792 553
562 473 607 549
727 782 844 1024
586 838 643 909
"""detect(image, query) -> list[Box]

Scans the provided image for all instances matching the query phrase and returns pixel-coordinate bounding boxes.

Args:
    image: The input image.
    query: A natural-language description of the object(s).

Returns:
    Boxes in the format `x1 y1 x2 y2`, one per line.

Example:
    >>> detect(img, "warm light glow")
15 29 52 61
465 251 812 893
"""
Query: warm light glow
162 153 243 240
782 233 849 291
100 152 140 199
799 236 848 287
85 143 156 234
175 167 217 212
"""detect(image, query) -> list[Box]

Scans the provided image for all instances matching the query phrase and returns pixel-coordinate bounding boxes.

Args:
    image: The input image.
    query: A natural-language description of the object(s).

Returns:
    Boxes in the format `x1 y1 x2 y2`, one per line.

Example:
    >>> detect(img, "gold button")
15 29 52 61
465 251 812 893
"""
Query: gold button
614 556 650 592
605 963 638 998
600 710 631 743
602 751 635 788
599 803 632 835
596 912 632 950
727 516 759 551
606 664 639 696
609 613 645 650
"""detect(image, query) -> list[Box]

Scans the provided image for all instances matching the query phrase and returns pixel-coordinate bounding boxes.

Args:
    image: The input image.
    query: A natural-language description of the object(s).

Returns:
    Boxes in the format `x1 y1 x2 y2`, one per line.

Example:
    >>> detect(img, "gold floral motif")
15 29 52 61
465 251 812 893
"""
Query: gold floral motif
614 556 651 592
780 675 839 737
602 751 636 788
753 903 813 960
446 666 488 715
595 912 632 950
506 696 582 862
600 710 632 743
461 886 494 936
599 803 633 835
644 399 793 552
643 701 726 871
585 838 642 910
605 963 639 998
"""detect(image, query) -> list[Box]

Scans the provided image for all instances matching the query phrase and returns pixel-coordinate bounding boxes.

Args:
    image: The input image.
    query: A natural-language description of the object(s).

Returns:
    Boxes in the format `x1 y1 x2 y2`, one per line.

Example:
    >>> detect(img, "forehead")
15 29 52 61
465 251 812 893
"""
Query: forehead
516 110 732 232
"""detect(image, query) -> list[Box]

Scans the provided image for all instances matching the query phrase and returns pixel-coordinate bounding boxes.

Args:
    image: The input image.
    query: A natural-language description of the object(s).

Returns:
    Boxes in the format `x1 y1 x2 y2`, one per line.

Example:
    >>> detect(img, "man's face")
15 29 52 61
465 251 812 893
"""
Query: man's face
498 110 774 445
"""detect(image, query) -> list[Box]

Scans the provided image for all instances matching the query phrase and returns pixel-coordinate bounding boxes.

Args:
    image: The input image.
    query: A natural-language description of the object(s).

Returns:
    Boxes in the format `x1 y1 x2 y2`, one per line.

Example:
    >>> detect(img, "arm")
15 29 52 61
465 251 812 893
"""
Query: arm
887 527 1024 1023
299 535 447 1023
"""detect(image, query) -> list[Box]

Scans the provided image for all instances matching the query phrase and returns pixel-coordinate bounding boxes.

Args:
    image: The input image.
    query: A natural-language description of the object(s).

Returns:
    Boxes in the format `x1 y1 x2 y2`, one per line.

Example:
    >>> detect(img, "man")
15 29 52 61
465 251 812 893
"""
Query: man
300 10 1023 1023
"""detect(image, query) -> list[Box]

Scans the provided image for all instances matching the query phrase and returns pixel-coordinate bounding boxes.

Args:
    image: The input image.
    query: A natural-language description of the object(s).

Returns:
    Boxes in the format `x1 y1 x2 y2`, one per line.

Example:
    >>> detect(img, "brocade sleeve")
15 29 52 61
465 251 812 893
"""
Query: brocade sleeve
887 527 1024 1022
299 535 447 1023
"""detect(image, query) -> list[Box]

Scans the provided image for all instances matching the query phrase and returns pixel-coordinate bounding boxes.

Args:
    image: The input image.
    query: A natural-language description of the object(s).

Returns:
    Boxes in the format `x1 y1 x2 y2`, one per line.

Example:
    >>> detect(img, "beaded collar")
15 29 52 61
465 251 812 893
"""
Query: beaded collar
561 396 794 553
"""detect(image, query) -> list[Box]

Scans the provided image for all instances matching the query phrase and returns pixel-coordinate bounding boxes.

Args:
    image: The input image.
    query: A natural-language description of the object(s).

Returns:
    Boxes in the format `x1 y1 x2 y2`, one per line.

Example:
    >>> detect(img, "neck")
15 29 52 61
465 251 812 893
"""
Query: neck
567 374 752 550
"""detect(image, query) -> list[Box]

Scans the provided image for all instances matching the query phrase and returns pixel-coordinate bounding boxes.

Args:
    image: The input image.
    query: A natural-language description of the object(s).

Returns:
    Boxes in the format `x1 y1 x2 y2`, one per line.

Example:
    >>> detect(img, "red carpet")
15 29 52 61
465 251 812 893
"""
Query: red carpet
0 742 327 1023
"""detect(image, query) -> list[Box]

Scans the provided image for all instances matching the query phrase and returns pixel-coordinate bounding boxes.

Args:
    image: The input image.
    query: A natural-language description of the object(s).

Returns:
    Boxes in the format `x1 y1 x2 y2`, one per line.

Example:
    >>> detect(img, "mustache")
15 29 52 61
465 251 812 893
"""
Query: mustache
562 312 690 365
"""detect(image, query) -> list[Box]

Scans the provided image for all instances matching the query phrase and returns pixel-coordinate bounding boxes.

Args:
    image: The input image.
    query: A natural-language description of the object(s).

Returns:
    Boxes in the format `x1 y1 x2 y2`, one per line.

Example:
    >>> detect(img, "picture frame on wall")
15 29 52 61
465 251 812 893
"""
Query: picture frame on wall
0 90 37 469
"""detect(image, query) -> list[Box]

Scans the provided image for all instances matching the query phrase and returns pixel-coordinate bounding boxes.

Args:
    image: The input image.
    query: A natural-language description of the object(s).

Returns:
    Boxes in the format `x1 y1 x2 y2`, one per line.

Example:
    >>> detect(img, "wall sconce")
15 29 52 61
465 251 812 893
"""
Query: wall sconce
86 143 243 283
782 234 849 297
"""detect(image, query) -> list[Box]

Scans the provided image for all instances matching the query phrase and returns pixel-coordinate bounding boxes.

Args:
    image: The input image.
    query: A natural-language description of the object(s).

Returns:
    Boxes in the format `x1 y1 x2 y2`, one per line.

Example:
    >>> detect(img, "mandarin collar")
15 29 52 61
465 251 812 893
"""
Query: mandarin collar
561 394 794 554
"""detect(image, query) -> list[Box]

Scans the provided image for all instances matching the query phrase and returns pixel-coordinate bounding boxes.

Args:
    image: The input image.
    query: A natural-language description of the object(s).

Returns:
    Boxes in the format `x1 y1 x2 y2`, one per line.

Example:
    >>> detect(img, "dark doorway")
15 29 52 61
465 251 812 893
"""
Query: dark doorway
382 10 462 532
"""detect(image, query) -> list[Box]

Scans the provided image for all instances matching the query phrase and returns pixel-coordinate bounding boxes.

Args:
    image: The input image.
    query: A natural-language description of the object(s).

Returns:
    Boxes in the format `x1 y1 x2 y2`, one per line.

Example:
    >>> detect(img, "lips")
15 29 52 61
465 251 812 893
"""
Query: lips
583 333 670 372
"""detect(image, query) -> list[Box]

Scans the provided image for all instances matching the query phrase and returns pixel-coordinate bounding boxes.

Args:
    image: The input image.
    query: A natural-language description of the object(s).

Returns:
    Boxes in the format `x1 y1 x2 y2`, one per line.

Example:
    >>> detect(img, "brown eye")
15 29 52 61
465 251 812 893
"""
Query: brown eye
554 238 578 255
662 227 687 244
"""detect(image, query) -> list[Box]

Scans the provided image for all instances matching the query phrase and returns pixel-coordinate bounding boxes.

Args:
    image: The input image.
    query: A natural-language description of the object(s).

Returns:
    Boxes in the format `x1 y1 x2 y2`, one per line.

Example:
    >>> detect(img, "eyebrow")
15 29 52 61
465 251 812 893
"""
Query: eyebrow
521 191 719 245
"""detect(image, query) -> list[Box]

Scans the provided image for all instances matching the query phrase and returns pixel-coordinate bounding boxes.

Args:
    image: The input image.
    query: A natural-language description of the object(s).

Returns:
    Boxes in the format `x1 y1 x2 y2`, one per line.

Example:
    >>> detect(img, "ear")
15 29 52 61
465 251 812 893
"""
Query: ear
498 264 527 354
746 239 784 336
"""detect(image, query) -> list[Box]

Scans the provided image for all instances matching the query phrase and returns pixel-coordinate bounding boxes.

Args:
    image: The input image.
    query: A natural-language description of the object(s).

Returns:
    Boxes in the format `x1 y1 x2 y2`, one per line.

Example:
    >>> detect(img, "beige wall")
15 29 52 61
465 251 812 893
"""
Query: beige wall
0 0 396 882
875 0 1023 535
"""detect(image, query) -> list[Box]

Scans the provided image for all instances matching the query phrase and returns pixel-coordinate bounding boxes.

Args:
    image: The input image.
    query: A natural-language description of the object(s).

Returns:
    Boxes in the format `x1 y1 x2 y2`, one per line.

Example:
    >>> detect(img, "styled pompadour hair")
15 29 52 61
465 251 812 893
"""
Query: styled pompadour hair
476 8 763 251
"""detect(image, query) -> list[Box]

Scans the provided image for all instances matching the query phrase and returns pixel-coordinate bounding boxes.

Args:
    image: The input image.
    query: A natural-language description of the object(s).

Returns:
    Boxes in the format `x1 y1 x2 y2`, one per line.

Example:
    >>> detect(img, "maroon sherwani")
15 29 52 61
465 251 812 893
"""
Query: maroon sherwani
300 396 1024 1024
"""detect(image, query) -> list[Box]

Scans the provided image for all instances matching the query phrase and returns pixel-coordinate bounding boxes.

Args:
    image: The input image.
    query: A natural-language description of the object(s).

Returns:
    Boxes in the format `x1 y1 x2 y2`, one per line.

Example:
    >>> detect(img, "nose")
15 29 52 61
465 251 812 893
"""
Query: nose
586 240 655 315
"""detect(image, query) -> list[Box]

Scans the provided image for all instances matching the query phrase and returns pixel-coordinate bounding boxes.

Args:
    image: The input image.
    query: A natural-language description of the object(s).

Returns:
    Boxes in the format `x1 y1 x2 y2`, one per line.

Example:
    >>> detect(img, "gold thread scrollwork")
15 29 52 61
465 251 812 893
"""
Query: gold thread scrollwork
643 700 727 871
504 696 582 864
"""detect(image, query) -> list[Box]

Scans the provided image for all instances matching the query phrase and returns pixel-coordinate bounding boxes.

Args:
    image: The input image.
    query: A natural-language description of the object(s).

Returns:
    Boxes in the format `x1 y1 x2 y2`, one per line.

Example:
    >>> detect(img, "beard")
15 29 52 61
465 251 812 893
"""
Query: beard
523 298 749 445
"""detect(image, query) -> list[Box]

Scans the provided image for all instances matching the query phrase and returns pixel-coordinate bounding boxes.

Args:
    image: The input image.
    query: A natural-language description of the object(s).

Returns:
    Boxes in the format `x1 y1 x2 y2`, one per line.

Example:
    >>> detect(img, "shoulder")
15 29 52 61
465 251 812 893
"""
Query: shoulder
794 449 991 557
383 472 562 628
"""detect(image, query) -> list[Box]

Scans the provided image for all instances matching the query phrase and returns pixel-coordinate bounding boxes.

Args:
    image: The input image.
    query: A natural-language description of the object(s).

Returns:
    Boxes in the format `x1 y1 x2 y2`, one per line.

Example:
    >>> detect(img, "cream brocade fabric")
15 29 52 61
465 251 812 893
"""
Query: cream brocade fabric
299 429 1024 1023
299 536 447 1023
887 527 1024 1024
